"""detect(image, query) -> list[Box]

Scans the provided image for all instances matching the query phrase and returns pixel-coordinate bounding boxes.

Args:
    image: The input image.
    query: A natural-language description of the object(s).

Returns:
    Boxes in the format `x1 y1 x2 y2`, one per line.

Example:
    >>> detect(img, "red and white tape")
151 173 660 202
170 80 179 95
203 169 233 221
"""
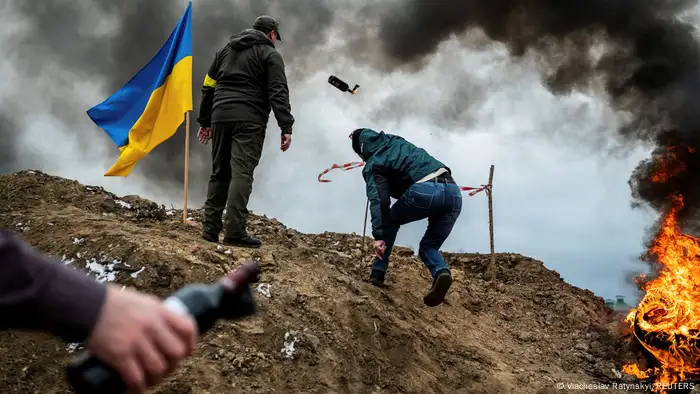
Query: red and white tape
317 161 365 182
318 161 491 196
460 184 491 196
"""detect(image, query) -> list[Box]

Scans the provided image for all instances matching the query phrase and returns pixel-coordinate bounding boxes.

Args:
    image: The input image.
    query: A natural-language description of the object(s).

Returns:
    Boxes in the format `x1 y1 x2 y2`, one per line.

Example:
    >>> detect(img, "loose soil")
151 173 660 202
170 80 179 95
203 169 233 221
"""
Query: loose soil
0 170 651 393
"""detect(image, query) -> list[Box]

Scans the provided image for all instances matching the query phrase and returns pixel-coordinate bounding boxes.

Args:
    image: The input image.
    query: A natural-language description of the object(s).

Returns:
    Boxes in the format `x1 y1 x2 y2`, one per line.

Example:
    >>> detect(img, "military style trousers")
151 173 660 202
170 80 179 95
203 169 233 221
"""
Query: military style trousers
203 122 266 238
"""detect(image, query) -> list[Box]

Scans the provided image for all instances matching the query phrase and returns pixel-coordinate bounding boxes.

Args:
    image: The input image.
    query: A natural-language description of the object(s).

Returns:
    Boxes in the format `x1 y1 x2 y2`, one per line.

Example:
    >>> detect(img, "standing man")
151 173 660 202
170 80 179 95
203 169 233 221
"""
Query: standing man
197 15 294 248
350 128 463 307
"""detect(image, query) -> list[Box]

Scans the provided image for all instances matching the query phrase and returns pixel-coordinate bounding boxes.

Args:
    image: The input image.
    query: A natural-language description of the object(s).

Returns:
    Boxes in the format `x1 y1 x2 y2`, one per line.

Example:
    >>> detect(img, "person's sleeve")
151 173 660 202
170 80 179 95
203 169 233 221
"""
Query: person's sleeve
0 231 107 343
363 165 392 241
265 51 295 134
197 52 220 128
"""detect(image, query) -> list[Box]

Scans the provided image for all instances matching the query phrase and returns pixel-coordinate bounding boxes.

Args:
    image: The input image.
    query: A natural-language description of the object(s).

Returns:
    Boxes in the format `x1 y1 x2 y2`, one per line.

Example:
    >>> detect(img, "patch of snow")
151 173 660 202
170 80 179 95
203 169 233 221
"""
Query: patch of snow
77 252 81 258
215 245 232 254
280 331 299 359
130 267 146 278
257 283 272 298
85 258 118 283
115 200 132 209
66 343 83 354
72 237 84 245
61 255 74 265
27 171 35 174
166 210 176 216
612 368 622 379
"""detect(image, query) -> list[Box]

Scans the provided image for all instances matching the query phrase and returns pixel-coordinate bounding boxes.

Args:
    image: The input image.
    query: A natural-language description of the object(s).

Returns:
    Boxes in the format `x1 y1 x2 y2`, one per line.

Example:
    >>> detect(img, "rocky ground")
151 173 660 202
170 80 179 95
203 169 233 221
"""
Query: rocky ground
0 170 659 393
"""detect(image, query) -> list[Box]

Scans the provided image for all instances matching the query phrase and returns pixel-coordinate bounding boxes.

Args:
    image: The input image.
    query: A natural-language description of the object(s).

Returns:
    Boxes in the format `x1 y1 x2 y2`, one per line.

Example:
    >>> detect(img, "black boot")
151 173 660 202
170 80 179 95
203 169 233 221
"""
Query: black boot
423 269 452 307
222 236 262 249
202 232 219 243
369 270 385 287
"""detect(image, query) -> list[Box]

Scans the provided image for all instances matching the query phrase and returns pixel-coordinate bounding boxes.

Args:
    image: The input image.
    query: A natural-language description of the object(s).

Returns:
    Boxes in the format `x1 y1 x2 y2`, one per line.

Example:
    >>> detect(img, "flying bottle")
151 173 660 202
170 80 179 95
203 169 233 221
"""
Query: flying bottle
328 75 359 95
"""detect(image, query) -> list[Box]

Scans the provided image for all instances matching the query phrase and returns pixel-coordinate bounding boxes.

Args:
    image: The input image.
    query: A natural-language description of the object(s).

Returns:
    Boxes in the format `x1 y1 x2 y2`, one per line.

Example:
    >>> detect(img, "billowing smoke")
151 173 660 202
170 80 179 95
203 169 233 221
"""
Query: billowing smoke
0 0 340 192
0 114 19 174
0 0 677 299
375 0 700 230
4 0 698 221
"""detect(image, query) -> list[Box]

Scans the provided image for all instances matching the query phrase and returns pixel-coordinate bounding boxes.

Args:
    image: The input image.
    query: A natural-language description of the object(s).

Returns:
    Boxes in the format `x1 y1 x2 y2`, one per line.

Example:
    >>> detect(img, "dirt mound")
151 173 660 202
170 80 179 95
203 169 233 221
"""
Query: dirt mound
0 170 648 393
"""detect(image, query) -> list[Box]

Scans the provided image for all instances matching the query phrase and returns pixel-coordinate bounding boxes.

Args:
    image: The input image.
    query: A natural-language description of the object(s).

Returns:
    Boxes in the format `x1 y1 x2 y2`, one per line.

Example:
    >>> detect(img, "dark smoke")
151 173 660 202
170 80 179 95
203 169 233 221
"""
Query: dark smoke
376 0 700 230
6 0 700 226
1 0 337 193
0 114 20 174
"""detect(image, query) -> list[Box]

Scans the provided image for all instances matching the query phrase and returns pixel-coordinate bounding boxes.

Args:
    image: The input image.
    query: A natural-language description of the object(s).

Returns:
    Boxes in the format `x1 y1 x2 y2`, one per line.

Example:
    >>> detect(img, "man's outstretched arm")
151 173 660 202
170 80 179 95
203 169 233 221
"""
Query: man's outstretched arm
0 231 106 343
364 166 392 241
0 231 198 392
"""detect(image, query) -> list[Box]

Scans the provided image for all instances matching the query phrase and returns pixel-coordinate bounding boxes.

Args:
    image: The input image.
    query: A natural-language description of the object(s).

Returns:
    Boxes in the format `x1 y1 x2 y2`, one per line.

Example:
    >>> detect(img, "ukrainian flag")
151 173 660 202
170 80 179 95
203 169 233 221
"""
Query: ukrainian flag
87 2 193 177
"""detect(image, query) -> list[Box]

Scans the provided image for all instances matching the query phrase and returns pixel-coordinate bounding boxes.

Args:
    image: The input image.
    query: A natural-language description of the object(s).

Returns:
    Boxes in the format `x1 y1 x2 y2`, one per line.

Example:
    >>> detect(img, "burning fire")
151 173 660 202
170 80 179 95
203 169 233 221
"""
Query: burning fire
649 146 690 184
623 146 700 391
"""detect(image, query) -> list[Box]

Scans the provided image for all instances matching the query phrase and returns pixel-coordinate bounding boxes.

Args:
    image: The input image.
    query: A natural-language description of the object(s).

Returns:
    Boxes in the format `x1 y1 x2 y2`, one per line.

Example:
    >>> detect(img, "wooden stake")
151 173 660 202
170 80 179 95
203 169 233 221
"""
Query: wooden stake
482 165 497 281
487 164 495 265
182 111 191 222
362 198 369 254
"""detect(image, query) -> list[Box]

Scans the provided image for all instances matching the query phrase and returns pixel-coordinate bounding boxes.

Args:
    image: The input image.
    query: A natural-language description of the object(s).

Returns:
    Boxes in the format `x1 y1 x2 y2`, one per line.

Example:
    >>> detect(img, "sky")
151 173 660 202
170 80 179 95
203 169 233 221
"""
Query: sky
2 0 698 303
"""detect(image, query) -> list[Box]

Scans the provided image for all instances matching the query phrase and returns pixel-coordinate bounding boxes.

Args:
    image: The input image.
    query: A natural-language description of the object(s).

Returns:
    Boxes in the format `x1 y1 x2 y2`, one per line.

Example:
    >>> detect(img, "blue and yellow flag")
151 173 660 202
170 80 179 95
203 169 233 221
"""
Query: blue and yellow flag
87 2 193 177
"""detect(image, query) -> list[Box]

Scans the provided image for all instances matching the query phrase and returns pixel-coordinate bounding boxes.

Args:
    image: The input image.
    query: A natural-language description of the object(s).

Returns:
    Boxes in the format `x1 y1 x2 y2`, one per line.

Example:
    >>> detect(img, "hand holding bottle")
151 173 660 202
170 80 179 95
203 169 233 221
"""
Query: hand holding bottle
67 260 261 394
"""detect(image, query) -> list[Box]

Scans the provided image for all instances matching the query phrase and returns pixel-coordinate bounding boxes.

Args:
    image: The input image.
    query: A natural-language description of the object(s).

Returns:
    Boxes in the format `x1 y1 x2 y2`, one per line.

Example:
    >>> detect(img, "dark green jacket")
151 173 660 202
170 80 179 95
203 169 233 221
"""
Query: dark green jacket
197 29 294 134
357 129 448 240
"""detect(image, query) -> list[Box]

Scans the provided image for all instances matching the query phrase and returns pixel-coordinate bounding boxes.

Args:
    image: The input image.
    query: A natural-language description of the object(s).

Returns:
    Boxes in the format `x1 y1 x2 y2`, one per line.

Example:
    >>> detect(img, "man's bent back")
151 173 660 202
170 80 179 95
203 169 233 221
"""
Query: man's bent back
197 15 294 248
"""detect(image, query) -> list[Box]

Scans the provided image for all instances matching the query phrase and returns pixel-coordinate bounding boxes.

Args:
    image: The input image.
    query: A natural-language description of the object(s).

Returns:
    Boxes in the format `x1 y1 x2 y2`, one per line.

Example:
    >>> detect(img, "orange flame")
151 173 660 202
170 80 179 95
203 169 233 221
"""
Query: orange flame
650 146 687 183
623 146 700 392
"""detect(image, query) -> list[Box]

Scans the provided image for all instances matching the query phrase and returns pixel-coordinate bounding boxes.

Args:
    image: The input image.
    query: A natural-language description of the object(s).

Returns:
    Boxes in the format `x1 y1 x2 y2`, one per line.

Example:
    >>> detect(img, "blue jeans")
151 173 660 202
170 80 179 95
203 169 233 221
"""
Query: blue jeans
372 179 463 278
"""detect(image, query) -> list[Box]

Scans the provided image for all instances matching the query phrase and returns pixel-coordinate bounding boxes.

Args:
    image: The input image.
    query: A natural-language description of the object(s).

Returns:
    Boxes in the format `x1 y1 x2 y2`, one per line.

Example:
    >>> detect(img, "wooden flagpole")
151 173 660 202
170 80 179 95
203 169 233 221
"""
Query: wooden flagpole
488 165 495 265
183 111 191 222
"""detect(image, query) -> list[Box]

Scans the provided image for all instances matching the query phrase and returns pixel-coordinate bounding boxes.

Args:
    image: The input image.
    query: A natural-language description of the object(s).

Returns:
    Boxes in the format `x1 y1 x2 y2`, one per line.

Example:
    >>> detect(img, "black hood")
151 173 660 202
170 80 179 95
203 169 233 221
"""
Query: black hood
351 128 364 158
228 28 274 51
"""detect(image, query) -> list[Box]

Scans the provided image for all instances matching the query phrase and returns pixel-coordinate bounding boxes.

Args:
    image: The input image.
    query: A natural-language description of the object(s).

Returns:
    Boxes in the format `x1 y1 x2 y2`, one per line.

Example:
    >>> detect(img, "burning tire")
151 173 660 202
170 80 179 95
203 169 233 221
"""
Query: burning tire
629 306 700 379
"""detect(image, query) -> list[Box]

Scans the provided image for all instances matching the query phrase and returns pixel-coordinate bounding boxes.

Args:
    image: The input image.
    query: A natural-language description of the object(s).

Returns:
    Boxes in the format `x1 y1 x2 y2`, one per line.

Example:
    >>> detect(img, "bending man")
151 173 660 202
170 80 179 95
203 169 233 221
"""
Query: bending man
350 128 462 307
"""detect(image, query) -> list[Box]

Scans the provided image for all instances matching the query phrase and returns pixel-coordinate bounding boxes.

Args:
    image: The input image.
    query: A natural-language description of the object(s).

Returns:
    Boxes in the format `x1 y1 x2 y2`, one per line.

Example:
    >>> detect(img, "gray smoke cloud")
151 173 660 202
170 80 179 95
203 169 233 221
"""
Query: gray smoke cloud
1 0 687 302
0 0 347 193
0 113 19 174
373 0 700 231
